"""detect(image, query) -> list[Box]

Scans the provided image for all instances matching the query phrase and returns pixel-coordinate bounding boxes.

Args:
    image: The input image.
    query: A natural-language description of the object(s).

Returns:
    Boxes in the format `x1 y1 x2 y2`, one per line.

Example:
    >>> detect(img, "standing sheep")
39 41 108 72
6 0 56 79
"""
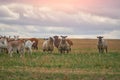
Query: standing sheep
97 36 108 53
53 35 73 49
7 39 25 57
0 37 8 53
42 37 54 53
25 40 35 54
58 36 71 53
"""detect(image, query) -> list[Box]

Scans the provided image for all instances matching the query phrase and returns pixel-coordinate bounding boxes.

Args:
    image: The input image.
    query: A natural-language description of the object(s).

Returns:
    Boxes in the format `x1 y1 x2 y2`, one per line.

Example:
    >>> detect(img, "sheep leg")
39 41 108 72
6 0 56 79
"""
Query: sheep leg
98 46 101 53
67 50 69 53
102 48 104 53
105 47 108 53
8 47 13 57
60 50 62 54
19 47 25 57
20 49 24 57
29 47 32 55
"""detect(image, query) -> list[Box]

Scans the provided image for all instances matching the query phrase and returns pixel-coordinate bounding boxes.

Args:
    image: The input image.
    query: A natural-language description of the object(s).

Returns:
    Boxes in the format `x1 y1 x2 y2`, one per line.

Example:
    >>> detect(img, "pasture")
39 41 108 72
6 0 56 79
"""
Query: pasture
0 39 120 80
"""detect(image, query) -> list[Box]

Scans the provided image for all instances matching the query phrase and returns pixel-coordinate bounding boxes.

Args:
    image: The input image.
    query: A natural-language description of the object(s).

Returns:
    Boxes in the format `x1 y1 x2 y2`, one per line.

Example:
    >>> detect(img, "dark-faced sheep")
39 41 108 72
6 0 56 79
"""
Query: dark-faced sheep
53 35 73 48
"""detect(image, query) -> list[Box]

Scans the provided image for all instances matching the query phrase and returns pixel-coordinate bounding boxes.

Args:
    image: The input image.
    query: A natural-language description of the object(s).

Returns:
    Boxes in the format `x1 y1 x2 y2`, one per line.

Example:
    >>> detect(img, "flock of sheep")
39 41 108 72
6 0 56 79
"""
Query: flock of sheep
0 35 107 57
43 36 73 53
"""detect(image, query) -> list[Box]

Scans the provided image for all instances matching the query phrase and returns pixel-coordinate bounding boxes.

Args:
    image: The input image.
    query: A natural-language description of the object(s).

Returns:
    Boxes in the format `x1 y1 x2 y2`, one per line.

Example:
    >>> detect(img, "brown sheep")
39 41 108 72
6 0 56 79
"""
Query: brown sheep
29 38 38 50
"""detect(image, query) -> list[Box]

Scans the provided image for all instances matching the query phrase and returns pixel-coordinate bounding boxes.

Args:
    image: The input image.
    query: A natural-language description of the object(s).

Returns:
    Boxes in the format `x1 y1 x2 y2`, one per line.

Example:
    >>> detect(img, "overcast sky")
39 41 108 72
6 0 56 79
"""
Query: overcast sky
0 0 120 39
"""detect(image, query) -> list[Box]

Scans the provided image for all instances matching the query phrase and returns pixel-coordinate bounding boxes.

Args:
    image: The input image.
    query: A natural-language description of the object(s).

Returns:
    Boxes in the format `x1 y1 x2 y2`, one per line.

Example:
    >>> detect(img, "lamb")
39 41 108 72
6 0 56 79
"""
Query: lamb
24 40 35 54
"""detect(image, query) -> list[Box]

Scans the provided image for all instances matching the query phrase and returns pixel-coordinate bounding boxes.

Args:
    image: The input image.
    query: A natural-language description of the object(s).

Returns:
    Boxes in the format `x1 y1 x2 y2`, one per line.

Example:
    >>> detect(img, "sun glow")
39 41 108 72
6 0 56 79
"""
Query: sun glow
26 0 97 11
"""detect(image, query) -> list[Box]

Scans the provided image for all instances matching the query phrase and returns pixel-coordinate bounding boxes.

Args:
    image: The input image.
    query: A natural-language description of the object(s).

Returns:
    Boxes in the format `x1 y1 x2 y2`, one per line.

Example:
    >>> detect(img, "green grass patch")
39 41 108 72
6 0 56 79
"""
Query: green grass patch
0 52 120 80
0 52 120 71
0 70 120 80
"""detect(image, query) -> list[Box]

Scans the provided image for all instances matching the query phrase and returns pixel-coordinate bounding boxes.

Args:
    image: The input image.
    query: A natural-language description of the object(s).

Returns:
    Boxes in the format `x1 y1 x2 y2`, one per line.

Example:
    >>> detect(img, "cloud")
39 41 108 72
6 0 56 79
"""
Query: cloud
0 1 120 39
69 30 120 39
0 23 29 37
0 23 73 38
0 22 120 39
1 0 120 19
76 11 120 25
103 30 120 39
0 5 19 20
26 26 39 32
1 3 120 28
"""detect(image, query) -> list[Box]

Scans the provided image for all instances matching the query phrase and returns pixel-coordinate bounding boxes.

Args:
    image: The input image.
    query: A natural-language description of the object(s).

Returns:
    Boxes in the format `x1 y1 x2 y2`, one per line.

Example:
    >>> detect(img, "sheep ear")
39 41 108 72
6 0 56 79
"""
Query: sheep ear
33 41 35 43
49 37 52 39
65 36 67 38
9 36 11 38
97 36 101 38
54 35 58 37
100 36 103 38
14 35 16 38
3 36 5 38
61 36 63 38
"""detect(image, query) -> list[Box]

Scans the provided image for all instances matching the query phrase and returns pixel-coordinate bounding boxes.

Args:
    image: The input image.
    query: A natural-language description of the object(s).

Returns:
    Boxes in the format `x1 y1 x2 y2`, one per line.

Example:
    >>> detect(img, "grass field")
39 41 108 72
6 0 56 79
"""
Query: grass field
0 39 120 80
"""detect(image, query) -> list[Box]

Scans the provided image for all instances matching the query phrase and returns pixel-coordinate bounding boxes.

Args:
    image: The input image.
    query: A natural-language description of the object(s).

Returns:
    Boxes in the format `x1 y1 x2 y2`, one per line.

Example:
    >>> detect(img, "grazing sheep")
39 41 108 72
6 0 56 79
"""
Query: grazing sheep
42 37 54 53
58 36 71 53
97 36 108 53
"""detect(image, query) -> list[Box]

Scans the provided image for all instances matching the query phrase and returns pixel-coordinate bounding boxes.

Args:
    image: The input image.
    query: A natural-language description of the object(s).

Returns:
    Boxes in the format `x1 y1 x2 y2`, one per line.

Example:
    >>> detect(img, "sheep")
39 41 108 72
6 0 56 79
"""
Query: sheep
0 37 8 53
53 35 73 49
7 39 25 57
58 36 71 53
53 36 61 48
97 36 108 53
42 37 54 53
24 40 35 54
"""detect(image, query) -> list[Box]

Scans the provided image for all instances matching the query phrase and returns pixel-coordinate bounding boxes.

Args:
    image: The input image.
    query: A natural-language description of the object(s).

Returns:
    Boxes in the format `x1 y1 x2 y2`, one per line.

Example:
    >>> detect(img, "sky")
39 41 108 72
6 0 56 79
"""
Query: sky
0 0 120 39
